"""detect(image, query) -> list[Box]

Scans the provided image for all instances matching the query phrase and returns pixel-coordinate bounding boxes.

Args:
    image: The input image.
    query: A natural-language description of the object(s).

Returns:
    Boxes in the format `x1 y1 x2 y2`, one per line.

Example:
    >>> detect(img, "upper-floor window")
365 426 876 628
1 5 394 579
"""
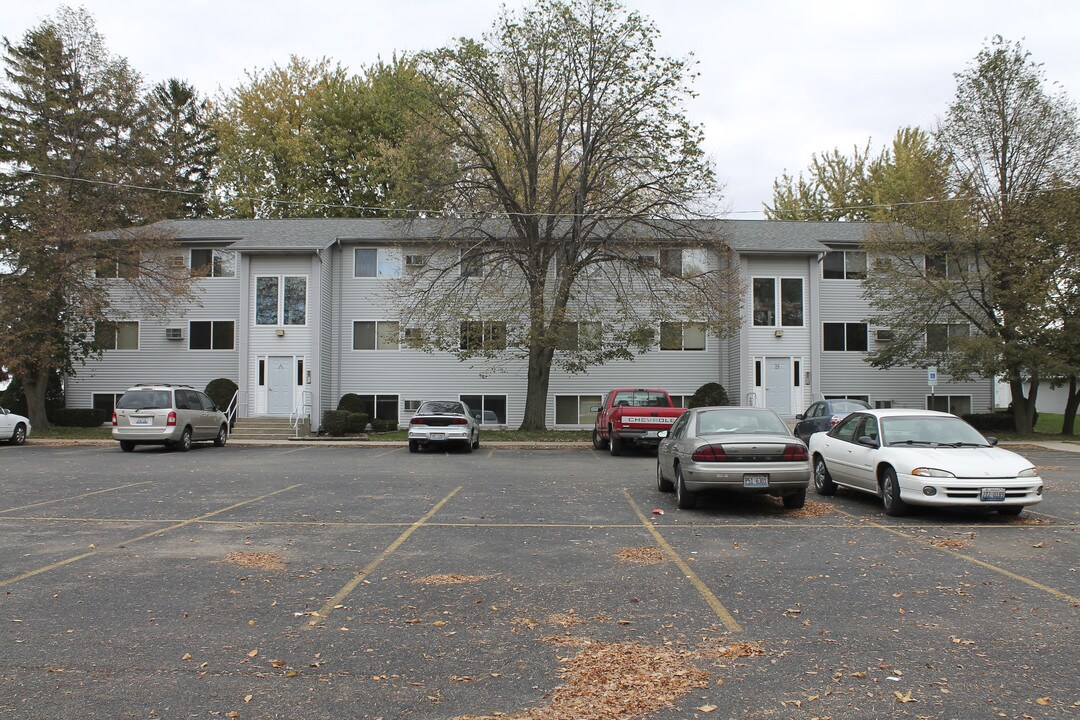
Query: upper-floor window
925 253 962 278
753 277 804 327
553 321 601 351
460 248 485 278
460 321 507 350
189 321 235 350
822 250 866 280
95 321 139 350
354 248 402 278
659 248 708 278
255 276 307 325
191 249 236 278
95 253 140 279
823 322 868 351
926 323 969 352
659 322 706 351
353 321 400 350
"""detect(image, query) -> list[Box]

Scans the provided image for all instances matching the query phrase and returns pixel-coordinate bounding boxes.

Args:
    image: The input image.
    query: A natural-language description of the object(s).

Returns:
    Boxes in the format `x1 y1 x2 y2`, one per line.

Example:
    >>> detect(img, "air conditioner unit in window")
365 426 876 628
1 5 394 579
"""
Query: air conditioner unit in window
165 327 184 340
405 254 427 267
875 329 894 341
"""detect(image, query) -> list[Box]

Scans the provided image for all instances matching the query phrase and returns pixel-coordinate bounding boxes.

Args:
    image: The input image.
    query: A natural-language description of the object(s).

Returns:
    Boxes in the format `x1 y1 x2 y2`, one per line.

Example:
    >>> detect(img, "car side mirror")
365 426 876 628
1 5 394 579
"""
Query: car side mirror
857 435 879 448
795 414 804 420
986 436 998 446
657 430 668 439
589 406 600 413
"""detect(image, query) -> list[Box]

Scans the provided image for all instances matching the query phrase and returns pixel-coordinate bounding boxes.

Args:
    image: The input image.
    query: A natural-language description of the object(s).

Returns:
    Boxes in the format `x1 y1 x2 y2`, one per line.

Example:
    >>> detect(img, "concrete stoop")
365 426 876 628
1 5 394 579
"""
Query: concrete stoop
229 416 308 441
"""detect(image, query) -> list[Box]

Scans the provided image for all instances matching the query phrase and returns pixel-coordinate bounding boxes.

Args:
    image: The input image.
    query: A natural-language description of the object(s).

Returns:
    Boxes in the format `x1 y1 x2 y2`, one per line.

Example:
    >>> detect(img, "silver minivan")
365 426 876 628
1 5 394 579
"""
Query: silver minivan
112 385 228 452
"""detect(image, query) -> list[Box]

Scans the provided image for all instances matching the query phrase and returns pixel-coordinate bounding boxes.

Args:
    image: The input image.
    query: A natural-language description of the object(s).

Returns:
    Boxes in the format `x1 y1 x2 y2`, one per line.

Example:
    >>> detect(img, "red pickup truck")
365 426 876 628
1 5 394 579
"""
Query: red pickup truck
592 388 686 455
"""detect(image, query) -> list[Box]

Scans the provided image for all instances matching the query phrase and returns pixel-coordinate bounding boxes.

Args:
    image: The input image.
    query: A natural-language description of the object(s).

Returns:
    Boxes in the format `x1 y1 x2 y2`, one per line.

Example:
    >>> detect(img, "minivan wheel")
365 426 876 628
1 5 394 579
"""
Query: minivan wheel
119 441 135 453
881 466 909 517
214 425 228 447
177 427 193 452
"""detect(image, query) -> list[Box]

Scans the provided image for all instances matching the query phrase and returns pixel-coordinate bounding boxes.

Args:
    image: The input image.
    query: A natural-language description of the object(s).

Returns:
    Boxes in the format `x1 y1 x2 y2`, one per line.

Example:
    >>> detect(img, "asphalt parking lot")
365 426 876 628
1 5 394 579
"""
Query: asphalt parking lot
1 443 1077 720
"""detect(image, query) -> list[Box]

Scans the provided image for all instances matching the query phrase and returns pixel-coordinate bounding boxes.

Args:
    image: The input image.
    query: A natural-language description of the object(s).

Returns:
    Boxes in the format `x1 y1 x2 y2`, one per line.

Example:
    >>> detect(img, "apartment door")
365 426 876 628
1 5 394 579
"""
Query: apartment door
764 357 792 416
267 356 293 415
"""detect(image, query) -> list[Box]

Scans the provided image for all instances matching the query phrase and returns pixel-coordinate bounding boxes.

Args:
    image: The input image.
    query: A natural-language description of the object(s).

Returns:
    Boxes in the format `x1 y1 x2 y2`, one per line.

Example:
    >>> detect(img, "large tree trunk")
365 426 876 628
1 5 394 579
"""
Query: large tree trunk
1008 374 1038 435
21 369 52 432
520 344 555 431
1062 376 1079 437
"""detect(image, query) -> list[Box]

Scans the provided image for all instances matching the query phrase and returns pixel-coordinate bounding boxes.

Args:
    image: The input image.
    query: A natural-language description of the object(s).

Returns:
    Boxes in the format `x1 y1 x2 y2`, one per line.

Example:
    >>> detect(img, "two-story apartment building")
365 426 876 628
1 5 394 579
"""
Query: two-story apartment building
67 218 994 429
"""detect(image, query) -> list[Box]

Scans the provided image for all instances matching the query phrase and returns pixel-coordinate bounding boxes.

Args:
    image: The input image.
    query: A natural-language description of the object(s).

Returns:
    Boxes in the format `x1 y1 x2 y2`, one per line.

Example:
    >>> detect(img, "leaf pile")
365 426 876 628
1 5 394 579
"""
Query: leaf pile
222 551 285 571
413 574 496 585
615 547 665 564
776 499 833 518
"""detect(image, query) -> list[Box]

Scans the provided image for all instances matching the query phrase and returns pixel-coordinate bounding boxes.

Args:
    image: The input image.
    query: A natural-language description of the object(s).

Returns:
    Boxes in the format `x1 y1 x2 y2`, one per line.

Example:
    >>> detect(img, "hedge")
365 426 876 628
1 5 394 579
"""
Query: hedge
370 418 397 432
688 382 729 408
321 410 350 436
337 393 367 414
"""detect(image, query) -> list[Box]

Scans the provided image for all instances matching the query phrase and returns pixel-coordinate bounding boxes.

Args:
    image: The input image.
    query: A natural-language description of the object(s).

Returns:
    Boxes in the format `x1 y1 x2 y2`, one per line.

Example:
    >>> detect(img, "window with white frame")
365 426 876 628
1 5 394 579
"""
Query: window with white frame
353 321 400 350
95 253 140 279
189 321 235 350
95 321 139 350
924 253 963 278
554 394 602 425
403 399 423 413
92 392 125 413
460 395 507 424
659 322 706 350
823 322 868 351
927 395 971 416
191 249 236 278
553 321 601 351
926 323 969 352
822 250 867 280
659 248 708 278
354 248 402 278
460 247 485 277
668 395 689 408
255 276 307 325
460 321 506 350
753 277 804 327
354 394 400 423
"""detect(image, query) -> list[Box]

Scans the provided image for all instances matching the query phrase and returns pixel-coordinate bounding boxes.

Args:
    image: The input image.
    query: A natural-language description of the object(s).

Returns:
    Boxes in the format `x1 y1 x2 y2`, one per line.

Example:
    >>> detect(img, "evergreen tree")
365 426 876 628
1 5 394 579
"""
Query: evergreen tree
146 78 216 218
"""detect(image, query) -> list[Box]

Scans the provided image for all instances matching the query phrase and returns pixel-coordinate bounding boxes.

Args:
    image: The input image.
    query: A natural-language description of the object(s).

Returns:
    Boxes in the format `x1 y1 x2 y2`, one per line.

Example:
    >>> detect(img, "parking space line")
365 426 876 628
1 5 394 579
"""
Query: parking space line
623 489 742 633
0 484 302 589
0 482 151 514
309 486 462 627
838 510 1080 606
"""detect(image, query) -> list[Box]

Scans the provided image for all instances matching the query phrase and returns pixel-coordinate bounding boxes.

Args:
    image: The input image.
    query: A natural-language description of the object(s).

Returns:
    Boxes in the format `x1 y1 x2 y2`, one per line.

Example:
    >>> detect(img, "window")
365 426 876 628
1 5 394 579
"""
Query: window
553 321 601 351
755 359 762 387
92 392 124 413
554 394 602 425
926 323 969 352
753 277 803 327
297 359 305 385
822 250 867 280
95 321 139 350
96 254 140 279
256 276 307 325
927 395 971 416
832 413 864 442
353 321 400 350
659 248 708 278
258 359 265 386
659 322 706 351
460 321 506 350
191 249 236 278
355 394 399 424
460 395 507 424
189 321 235 350
793 359 801 387
823 322 868 351
354 248 402 278
925 254 962 278
403 399 423 413
668 395 688 409
460 247 484 277
825 394 870 403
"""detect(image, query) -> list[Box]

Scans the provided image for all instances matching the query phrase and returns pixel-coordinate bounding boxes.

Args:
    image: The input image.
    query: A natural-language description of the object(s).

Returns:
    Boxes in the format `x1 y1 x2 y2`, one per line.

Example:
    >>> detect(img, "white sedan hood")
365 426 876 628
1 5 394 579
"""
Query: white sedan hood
890 446 1036 479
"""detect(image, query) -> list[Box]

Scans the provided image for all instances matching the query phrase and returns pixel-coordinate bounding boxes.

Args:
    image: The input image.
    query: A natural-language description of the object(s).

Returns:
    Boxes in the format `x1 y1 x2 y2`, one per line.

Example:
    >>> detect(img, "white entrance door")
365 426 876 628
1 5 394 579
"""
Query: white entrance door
764 357 792 416
267 356 293 415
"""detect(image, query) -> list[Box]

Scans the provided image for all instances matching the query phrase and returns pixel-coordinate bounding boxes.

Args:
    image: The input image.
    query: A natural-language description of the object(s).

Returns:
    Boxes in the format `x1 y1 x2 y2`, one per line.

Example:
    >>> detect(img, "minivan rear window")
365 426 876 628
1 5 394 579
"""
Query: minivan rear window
116 391 171 410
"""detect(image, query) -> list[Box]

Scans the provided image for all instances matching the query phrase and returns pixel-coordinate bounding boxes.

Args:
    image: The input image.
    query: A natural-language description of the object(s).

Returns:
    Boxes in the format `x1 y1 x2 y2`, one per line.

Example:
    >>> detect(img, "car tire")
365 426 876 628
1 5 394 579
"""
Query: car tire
783 488 807 509
675 465 696 509
881 466 909 517
472 433 480 450
997 505 1024 517
592 428 608 450
408 440 419 453
120 441 135 453
177 427 193 452
813 456 836 496
609 431 623 456
656 460 674 492
11 423 27 446
463 437 473 453
213 424 228 447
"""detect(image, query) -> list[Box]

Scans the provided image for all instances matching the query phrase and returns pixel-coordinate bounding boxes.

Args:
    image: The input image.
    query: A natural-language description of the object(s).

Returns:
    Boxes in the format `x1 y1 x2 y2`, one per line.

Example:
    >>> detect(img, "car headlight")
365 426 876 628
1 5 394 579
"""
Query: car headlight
1017 467 1039 477
911 467 955 478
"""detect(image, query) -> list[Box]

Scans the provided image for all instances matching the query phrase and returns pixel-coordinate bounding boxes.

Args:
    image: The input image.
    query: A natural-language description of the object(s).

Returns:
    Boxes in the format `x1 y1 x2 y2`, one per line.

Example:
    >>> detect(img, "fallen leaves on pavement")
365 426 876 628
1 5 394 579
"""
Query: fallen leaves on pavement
223 551 285 571
615 547 665 564
413 574 497 585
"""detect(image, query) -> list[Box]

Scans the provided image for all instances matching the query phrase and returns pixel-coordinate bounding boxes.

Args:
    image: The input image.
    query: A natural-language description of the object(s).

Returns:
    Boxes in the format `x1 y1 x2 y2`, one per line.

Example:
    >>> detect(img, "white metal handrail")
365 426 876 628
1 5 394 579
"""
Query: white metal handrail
290 390 312 438
225 390 240 429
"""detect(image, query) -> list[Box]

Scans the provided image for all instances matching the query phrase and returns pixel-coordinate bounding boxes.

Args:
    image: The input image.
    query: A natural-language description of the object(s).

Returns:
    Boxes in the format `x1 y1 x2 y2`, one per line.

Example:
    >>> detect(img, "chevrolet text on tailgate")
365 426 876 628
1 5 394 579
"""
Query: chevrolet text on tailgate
592 388 686 456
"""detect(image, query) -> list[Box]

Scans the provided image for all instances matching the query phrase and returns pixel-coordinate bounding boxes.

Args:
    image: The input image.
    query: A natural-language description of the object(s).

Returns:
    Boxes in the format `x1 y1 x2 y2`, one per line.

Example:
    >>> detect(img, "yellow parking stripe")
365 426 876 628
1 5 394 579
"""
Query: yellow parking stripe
0 484 302 588
0 482 152 514
309 486 462 627
623 489 742 633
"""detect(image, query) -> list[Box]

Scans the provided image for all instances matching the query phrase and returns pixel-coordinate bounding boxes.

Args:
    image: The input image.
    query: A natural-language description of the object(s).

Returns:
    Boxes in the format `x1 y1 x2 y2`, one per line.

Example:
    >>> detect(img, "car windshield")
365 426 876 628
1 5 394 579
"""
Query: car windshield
116 391 172 410
696 410 789 435
418 401 465 415
881 416 989 447
611 391 669 408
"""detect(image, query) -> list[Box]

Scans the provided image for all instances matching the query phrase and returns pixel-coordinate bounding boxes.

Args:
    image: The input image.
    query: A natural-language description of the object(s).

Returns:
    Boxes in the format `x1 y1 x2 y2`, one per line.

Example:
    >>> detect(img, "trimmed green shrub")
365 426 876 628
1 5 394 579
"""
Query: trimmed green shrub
50 408 110 427
346 412 370 433
370 418 397 432
688 382 729 408
204 378 239 412
321 410 350 436
337 393 367 413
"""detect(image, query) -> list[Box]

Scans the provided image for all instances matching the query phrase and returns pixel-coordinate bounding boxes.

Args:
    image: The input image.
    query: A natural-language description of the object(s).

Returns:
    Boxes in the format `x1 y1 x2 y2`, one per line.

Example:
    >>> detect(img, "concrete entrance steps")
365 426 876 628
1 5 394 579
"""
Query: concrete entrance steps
229 416 307 441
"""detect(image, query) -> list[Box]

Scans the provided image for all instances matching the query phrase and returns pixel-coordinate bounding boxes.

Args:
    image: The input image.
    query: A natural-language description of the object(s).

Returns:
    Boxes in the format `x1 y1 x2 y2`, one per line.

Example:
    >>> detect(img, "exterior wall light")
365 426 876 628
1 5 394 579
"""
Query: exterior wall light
276 329 285 337
774 329 784 338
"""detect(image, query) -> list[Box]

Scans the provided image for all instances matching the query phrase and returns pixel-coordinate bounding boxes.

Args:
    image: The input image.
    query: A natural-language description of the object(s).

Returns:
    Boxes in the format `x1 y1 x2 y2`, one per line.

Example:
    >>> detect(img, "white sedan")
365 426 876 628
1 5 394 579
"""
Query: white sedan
0 406 31 446
808 408 1043 517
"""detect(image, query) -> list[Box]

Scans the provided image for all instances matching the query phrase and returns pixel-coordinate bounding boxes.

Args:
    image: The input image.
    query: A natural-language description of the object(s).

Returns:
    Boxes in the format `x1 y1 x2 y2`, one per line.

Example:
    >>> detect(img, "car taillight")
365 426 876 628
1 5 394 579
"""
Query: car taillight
692 444 728 462
449 417 468 425
782 444 809 461
111 411 117 427
167 411 177 427
828 414 843 427
410 417 425 425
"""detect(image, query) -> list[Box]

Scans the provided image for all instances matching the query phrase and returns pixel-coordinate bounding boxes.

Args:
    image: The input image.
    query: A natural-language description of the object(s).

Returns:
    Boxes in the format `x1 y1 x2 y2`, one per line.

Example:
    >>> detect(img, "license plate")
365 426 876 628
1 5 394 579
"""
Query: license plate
644 430 658 438
980 487 1006 502
743 474 769 488
430 432 445 440
132 417 151 426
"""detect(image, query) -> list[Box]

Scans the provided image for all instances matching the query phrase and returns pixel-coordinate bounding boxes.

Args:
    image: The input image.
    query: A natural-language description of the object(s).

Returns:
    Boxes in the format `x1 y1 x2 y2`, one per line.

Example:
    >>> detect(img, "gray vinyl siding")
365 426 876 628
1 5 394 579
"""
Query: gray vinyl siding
317 246 336 429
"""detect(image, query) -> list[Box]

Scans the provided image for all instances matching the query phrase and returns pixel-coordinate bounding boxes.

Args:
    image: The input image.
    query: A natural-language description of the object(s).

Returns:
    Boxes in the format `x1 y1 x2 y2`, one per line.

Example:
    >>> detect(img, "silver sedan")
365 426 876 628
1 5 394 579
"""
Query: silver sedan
407 400 480 453
656 406 811 510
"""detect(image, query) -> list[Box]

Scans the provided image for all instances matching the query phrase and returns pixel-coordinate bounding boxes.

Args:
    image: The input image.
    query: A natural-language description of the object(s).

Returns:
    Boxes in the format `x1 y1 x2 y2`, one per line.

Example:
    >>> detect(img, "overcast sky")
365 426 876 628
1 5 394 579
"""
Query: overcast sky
3 0 1079 218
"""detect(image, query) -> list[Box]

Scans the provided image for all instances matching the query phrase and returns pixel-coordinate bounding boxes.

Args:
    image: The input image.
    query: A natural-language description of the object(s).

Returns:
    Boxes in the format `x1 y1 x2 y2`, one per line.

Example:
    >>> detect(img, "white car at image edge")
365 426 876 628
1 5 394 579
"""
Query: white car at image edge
808 408 1043 517
0 407 31 445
